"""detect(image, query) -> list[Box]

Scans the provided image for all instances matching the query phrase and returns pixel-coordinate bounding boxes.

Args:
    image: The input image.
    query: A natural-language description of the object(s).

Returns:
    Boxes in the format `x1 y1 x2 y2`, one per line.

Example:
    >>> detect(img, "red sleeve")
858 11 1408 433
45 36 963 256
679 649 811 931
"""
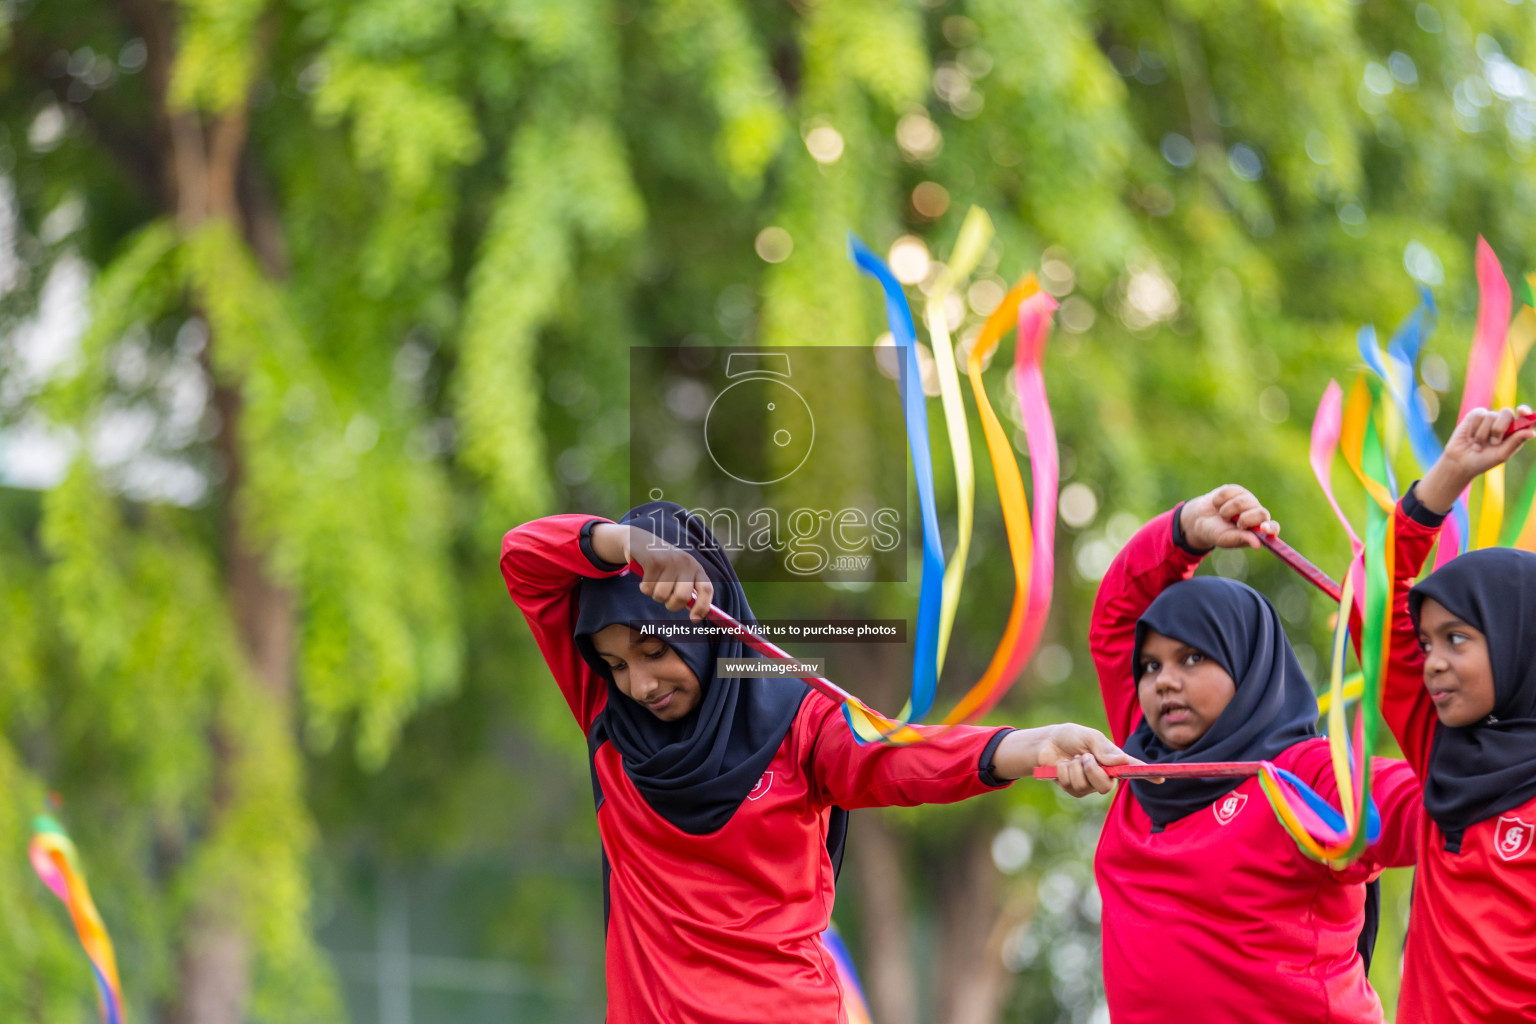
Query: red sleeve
1287 744 1422 874
1089 509 1205 745
500 514 632 735
1380 504 1443 777
1362 756 1423 869
802 696 1013 809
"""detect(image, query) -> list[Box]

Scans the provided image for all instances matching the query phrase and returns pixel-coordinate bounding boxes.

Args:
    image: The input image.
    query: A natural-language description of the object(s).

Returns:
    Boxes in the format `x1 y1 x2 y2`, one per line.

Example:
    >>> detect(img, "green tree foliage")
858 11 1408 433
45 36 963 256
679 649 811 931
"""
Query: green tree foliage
3 0 1535 1021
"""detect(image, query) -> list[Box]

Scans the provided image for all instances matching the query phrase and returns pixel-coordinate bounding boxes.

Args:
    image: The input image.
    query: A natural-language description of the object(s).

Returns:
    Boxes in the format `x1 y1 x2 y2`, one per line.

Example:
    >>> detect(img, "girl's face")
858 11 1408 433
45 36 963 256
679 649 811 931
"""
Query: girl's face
1416 598 1497 726
1136 629 1237 750
591 624 703 721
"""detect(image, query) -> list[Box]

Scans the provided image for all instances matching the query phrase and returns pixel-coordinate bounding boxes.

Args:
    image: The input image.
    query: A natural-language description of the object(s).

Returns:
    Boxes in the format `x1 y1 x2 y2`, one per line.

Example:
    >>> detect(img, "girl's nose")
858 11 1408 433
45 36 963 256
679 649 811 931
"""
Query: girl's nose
1155 670 1182 693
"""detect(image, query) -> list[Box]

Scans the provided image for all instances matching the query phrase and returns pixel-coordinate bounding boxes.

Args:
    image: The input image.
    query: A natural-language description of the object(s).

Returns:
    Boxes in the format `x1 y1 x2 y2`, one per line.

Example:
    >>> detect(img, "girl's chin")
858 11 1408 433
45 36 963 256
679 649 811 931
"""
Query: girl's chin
642 693 695 719
1155 724 1206 750
1433 704 1479 728
637 692 675 717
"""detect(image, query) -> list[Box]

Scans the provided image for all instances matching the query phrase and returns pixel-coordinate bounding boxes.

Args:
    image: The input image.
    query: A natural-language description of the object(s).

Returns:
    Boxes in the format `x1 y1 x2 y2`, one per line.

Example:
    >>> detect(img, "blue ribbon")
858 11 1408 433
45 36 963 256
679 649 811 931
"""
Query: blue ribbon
1364 289 1470 553
849 233 943 722
1389 289 1468 554
1356 327 1400 500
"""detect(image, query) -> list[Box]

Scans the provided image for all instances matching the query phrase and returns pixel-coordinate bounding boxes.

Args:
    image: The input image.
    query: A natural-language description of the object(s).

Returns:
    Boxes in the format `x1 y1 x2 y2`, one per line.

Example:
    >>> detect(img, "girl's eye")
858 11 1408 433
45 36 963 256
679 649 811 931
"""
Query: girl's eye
1184 652 1204 666
606 661 626 673
644 647 667 661
1140 661 1159 676
1449 633 1466 647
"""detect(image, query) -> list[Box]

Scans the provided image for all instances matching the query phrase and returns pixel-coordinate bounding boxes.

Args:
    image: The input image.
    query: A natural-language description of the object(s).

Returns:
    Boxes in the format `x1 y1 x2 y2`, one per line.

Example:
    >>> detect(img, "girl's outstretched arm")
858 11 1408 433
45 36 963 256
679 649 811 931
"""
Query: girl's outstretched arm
807 709 1137 810
990 723 1143 796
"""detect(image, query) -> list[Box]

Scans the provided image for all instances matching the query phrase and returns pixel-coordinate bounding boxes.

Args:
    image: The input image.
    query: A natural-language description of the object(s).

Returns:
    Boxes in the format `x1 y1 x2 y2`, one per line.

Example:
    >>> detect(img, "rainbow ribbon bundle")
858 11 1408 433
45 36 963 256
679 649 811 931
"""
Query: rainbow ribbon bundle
1258 237 1536 865
1255 374 1397 866
29 814 127 1024
840 217 1058 743
1357 238 1536 559
678 212 1059 745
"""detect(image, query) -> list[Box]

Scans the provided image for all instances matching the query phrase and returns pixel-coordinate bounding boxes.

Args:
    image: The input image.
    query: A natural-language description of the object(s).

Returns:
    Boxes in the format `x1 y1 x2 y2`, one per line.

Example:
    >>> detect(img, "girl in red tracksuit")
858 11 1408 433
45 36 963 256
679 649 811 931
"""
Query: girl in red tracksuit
1378 405 1536 1023
1089 485 1422 1024
502 499 1133 1024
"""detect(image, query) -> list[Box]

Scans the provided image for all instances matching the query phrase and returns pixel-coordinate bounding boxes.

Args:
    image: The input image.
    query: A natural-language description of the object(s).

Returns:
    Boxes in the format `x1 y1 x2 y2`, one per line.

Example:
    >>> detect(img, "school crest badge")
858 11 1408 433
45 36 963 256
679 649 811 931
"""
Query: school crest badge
1213 791 1247 825
1494 815 1534 862
747 772 774 802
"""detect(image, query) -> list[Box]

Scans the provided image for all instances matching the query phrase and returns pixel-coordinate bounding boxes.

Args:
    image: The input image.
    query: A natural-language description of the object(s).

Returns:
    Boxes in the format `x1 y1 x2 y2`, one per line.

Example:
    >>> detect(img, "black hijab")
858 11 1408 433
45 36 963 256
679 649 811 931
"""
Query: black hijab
1409 548 1536 844
1123 577 1321 828
573 501 813 836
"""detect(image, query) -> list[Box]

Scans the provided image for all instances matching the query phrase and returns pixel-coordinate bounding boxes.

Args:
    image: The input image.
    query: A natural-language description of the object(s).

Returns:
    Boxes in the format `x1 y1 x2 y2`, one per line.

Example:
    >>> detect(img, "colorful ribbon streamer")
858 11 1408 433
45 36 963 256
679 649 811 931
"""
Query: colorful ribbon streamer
1314 672 1364 716
922 208 994 674
1501 285 1536 548
1369 289 1475 561
29 814 127 1024
1309 381 1366 618
1439 237 1512 566
842 233 1061 741
850 234 945 725
664 227 1061 746
1262 376 1400 867
1258 524 1388 865
1340 375 1398 512
1014 288 1060 668
939 276 1058 725
1480 275 1536 550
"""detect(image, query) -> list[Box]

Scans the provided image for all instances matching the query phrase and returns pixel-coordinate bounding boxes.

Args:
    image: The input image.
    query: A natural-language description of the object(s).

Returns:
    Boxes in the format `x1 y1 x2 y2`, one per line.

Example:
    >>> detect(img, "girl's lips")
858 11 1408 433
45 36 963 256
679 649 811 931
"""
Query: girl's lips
1429 689 1455 705
646 691 674 711
1161 707 1191 724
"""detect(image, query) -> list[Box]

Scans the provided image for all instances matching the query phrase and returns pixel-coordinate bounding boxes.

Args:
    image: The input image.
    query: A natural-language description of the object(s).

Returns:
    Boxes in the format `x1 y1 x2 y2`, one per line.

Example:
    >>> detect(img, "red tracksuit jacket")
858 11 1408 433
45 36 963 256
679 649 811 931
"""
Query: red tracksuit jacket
1384 503 1536 1023
1089 510 1421 1024
502 514 1014 1023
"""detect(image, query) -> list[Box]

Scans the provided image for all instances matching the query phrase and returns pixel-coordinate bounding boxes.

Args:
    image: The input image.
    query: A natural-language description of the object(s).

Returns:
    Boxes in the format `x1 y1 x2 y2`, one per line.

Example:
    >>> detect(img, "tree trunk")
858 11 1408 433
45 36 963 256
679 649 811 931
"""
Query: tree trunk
935 822 1027 1024
214 382 295 704
840 637 916 1024
122 3 292 1021
849 810 918 1024
165 131 288 1024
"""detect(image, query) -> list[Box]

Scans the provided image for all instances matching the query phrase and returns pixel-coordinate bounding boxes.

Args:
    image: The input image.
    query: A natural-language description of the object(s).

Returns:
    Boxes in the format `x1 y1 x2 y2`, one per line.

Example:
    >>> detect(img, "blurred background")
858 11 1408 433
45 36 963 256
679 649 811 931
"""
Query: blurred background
3 0 1536 1021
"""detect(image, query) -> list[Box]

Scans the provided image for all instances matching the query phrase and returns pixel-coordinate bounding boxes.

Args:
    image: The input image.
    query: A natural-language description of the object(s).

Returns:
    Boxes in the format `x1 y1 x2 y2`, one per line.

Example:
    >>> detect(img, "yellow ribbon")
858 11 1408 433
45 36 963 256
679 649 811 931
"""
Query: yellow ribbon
1341 376 1396 512
923 207 994 673
1326 571 1357 824
940 275 1040 724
